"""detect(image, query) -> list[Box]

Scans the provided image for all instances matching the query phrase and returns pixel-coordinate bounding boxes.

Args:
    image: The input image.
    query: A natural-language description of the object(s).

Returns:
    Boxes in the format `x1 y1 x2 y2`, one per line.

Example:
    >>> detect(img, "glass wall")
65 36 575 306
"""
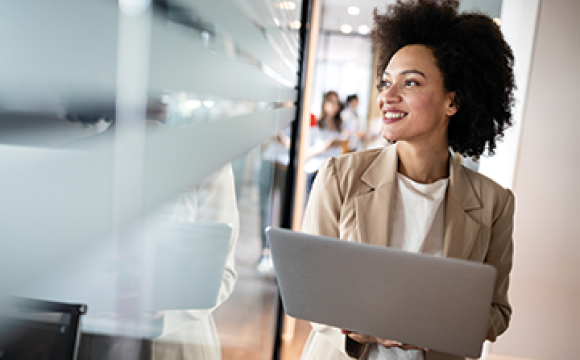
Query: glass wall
0 0 305 359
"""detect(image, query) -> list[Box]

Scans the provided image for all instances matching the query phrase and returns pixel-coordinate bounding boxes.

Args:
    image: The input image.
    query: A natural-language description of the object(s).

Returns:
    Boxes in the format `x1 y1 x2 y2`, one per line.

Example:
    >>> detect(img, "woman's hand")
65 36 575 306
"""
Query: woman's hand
341 329 379 345
329 138 348 148
341 330 429 351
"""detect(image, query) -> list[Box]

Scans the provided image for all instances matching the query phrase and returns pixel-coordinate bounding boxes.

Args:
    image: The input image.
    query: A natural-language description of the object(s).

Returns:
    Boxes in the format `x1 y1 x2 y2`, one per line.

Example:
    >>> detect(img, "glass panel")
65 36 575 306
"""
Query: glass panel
148 20 297 102
0 1 303 360
279 4 375 359
167 0 299 84
218 123 292 358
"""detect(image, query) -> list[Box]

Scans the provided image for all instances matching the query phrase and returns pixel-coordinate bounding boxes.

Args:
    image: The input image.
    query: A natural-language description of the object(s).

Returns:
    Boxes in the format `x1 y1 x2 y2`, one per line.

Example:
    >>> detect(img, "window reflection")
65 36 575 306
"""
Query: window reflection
0 0 300 359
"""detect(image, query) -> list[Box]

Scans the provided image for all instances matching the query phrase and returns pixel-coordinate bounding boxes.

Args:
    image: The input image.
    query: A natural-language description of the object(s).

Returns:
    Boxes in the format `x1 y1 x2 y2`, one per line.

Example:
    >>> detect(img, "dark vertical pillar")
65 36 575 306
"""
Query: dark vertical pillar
273 0 315 358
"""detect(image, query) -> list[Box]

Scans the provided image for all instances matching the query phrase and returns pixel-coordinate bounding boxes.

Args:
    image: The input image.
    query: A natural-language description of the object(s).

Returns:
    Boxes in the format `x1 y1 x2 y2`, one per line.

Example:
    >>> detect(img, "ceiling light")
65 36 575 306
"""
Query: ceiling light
273 18 280 26
347 6 360 16
185 100 201 111
203 100 215 108
181 99 200 117
289 20 301 29
340 24 353 34
277 1 296 10
358 25 370 35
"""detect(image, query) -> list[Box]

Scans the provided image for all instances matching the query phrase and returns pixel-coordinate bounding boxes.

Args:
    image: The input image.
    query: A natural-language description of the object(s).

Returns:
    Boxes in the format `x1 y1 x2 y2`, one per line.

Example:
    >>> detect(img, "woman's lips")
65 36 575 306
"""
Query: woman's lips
383 111 407 124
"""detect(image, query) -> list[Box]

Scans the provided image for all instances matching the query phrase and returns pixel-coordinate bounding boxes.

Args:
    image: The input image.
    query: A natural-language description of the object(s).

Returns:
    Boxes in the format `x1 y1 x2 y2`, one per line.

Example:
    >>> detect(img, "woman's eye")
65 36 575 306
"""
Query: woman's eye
377 80 391 91
405 79 419 87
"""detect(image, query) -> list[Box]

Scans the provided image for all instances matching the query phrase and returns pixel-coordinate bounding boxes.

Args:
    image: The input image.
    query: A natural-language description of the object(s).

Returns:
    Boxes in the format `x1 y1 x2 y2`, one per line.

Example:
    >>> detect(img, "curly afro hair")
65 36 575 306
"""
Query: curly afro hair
371 0 515 158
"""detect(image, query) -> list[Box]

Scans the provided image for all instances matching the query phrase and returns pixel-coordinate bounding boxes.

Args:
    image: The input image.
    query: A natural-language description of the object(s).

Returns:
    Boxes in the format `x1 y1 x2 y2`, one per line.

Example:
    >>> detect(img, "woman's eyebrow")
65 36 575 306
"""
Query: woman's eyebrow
383 69 427 78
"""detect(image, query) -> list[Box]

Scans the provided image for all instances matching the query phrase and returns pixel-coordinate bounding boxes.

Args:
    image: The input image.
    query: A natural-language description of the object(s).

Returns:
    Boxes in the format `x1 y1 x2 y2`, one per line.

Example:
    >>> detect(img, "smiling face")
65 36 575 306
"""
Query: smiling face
323 97 339 117
377 44 458 149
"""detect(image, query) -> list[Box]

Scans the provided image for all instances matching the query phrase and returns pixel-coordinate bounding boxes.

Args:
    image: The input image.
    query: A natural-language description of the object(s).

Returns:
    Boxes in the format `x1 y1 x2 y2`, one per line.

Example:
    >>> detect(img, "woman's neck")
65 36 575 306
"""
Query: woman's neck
397 142 450 184
323 116 336 131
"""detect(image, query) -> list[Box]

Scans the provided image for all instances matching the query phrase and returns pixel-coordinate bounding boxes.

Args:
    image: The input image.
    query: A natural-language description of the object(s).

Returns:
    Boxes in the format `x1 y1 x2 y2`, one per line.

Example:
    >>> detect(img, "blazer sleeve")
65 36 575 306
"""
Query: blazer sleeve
485 189 515 341
302 158 369 358
302 157 342 238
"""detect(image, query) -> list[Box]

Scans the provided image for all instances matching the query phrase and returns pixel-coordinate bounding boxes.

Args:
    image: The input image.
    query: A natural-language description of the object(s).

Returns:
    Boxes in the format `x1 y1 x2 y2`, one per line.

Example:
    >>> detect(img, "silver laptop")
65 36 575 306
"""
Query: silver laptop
266 227 496 358
152 222 232 311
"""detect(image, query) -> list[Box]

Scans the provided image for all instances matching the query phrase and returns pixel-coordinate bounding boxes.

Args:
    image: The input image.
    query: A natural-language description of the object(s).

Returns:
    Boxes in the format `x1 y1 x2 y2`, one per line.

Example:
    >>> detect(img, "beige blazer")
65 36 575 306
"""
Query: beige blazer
300 144 515 360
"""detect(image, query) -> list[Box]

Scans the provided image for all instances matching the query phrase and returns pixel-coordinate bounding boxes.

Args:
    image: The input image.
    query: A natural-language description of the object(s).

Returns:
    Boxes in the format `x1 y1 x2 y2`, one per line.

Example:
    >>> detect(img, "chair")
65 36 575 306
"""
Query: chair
0 297 87 360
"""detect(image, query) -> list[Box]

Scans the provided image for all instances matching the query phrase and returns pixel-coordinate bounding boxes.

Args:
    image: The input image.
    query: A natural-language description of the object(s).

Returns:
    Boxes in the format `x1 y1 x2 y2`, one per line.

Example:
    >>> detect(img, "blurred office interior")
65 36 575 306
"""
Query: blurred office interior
0 0 579 360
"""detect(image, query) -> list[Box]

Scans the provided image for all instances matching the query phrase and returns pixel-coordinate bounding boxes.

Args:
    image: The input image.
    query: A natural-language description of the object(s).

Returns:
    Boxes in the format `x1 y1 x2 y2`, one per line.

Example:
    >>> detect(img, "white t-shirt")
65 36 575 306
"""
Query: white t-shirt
367 173 449 360
340 106 362 151
304 126 344 174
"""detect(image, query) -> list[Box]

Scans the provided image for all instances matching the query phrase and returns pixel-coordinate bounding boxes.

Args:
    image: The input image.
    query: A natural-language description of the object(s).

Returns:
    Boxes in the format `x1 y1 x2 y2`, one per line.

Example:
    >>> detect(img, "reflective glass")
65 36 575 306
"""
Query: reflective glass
0 0 302 359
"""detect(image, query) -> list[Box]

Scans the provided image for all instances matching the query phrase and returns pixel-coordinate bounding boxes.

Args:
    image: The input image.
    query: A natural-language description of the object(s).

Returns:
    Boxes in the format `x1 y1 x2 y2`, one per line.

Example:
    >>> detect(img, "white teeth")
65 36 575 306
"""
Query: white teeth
385 112 406 119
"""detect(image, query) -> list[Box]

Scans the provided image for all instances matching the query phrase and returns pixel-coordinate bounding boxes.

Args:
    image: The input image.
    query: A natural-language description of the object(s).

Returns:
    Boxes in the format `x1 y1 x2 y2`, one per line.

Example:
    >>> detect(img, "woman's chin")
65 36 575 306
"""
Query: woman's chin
381 132 398 144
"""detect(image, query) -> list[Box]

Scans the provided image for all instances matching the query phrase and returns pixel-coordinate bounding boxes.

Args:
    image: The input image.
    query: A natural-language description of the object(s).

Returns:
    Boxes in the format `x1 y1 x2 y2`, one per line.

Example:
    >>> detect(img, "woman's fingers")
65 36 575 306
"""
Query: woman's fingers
399 344 430 352
377 339 403 348
376 338 429 351
343 331 378 345
341 331 429 352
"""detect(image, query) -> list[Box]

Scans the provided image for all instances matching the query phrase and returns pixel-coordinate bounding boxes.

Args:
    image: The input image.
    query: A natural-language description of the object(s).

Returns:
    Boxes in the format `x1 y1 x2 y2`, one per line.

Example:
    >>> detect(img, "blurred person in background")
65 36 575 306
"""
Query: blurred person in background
304 91 346 196
304 90 347 194
151 164 239 360
255 123 292 274
340 94 366 152
68 110 240 360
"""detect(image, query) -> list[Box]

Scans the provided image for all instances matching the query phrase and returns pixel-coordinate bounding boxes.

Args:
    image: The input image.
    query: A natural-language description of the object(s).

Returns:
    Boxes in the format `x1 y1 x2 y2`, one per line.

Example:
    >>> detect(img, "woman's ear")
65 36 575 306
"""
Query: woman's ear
446 93 459 117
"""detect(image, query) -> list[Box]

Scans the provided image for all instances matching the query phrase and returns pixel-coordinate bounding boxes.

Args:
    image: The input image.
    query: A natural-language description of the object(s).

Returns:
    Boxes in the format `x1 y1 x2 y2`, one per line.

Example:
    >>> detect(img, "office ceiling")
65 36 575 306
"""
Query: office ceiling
320 0 504 34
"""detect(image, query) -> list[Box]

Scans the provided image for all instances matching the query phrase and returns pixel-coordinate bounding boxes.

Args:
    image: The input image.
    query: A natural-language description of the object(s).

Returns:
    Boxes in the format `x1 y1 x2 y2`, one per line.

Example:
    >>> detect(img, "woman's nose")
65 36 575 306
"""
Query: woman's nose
385 85 402 103
378 86 401 108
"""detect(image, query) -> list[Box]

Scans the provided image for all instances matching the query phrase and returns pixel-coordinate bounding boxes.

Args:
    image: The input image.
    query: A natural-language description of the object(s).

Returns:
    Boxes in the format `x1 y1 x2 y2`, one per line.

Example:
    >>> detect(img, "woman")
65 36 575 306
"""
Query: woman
73 115 240 360
300 1 515 360
340 94 366 152
305 91 347 194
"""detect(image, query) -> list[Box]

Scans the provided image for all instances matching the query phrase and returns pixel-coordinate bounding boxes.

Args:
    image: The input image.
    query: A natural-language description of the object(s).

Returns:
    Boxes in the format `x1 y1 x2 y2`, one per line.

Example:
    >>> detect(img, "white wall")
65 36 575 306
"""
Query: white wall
478 0 540 189
487 0 580 359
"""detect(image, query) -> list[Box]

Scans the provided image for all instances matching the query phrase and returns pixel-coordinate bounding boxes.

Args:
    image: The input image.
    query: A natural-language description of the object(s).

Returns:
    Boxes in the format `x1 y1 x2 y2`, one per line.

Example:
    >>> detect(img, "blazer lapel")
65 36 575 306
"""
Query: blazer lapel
354 147 483 258
443 157 483 259
355 145 398 247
